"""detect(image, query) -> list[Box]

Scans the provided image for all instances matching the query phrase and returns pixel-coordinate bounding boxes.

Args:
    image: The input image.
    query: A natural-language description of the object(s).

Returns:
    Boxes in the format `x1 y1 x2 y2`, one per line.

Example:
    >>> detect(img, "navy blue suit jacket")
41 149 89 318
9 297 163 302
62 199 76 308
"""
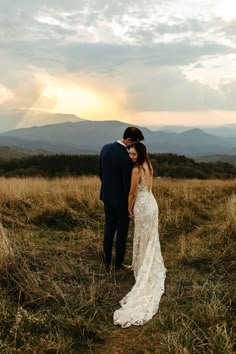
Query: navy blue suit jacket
99 142 132 209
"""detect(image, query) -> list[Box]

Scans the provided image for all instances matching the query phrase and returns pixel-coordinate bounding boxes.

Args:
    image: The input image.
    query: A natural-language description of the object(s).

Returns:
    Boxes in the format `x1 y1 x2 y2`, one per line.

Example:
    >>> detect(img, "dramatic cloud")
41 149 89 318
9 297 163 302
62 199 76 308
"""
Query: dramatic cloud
0 0 236 127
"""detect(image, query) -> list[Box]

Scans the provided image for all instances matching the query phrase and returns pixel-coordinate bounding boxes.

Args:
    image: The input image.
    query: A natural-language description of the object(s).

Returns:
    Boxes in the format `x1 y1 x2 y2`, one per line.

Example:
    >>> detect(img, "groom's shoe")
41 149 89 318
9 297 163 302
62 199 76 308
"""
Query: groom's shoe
115 263 132 271
121 263 132 270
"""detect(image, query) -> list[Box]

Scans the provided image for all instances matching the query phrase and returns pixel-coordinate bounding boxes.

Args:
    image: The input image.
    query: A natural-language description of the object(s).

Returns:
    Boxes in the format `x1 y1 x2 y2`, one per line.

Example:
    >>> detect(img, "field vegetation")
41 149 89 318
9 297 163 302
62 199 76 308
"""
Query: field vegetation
1 153 236 179
0 177 235 353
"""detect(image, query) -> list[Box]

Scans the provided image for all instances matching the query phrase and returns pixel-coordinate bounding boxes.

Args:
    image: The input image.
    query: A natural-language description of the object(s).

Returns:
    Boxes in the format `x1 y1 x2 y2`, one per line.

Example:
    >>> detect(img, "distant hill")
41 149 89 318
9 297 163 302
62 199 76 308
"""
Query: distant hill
0 146 40 159
151 124 236 138
196 154 236 165
148 125 192 133
0 135 84 154
202 124 236 138
0 109 85 133
0 120 236 157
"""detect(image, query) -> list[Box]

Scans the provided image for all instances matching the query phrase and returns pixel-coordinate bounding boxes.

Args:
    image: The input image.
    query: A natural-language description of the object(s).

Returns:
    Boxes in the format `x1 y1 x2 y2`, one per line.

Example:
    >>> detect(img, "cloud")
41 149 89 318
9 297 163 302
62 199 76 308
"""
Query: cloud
219 79 236 109
1 40 236 113
0 0 236 125
116 65 236 111
0 84 13 104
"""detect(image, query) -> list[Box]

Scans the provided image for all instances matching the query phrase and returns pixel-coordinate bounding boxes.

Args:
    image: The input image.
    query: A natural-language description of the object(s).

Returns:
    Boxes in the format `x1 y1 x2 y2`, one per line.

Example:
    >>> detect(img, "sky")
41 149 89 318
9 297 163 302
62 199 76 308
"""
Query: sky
0 0 236 128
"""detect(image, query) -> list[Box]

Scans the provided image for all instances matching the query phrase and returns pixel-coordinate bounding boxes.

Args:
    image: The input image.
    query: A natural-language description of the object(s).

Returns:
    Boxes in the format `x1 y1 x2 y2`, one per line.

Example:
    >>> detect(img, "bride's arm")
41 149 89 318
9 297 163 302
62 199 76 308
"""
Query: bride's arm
128 167 139 218
150 165 153 191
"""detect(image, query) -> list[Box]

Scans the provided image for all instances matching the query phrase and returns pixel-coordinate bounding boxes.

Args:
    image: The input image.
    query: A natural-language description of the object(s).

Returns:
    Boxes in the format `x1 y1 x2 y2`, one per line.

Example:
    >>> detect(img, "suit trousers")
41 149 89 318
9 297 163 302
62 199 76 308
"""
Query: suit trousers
103 204 130 266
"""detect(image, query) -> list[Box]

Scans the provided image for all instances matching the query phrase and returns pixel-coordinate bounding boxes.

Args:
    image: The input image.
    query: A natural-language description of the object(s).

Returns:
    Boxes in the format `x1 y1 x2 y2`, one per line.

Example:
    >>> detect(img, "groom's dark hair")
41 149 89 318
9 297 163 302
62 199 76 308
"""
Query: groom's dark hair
123 126 144 142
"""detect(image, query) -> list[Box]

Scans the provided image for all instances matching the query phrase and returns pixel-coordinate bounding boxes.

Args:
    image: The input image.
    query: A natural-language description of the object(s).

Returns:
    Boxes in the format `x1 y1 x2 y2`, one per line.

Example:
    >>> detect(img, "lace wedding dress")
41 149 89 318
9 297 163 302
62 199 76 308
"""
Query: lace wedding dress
113 175 166 328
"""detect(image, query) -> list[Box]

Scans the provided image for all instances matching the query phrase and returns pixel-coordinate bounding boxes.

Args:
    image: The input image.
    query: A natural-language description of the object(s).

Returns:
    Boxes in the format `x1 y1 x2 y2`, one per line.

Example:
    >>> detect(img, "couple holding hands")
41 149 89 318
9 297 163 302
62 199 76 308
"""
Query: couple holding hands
99 126 166 328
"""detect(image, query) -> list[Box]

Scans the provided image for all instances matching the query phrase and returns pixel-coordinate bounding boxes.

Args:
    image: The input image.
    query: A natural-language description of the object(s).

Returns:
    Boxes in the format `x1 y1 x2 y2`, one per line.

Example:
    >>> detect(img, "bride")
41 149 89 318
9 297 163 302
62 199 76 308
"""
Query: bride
113 142 166 328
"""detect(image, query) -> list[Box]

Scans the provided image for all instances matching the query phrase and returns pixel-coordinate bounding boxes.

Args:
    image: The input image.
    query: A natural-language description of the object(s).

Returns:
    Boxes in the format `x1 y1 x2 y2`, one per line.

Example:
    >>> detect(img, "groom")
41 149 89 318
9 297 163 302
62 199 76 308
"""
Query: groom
99 126 144 270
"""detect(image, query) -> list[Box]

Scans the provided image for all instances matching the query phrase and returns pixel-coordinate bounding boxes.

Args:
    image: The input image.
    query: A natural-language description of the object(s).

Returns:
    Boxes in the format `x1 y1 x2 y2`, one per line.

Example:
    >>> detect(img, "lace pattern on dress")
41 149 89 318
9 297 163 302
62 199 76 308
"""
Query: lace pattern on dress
113 174 166 328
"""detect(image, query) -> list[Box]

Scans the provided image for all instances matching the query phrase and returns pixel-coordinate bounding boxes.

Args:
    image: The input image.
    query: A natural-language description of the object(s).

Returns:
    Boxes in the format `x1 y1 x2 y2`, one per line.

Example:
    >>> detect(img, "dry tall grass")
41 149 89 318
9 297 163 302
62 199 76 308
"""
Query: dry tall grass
0 222 14 267
0 177 235 353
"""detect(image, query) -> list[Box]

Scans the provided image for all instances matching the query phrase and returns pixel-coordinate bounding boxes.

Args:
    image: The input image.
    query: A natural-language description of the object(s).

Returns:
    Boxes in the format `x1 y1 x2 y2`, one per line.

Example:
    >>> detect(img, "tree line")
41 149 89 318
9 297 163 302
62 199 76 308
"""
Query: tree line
0 153 236 179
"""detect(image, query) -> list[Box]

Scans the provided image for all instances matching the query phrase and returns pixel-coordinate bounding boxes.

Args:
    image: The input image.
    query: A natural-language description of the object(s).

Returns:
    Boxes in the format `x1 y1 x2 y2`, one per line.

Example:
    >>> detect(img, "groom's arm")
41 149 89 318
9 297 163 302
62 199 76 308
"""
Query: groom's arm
121 159 132 201
99 145 107 181
99 153 103 181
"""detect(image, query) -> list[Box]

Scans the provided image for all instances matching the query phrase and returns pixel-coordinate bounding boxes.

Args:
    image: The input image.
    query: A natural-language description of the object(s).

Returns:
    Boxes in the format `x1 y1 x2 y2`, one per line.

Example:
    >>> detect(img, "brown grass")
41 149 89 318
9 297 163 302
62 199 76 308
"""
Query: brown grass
0 222 14 267
0 177 235 353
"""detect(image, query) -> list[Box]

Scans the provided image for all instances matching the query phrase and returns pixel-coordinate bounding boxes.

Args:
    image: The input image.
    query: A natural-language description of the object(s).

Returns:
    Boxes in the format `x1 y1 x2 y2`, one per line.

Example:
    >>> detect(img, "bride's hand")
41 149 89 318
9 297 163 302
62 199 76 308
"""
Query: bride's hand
128 210 134 219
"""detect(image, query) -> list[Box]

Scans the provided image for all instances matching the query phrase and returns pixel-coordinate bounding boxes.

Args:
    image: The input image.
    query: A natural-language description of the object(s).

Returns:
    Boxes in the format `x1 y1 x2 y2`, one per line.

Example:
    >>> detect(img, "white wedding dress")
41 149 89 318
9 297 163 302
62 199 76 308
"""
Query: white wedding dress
113 175 166 328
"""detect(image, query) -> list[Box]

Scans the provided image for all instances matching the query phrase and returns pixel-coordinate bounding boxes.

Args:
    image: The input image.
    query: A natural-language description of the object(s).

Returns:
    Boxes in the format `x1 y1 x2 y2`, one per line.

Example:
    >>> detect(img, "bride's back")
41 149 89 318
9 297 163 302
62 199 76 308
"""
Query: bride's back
140 162 153 192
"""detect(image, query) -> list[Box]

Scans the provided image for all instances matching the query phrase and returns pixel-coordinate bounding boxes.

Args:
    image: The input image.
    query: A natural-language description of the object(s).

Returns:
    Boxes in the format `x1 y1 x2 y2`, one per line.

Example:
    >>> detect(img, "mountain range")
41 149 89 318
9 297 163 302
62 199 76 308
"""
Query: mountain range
0 115 236 157
0 108 85 132
148 124 236 138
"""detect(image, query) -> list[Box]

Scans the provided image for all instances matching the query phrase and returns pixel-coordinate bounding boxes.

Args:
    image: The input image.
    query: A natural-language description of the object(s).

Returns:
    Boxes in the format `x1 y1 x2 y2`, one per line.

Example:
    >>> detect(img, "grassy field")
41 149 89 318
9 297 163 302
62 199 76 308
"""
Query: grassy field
0 177 235 353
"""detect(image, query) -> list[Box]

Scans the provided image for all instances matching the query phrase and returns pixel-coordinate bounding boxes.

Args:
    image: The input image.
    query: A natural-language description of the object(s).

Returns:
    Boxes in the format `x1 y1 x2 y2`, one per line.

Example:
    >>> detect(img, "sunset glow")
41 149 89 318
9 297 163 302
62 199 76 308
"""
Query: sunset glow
39 83 128 121
1 0 236 130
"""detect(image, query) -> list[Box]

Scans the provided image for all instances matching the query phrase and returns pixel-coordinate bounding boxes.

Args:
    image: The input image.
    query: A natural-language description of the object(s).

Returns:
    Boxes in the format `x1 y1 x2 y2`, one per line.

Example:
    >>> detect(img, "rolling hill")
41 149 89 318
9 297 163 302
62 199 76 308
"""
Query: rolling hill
0 108 85 133
150 124 236 138
0 120 236 157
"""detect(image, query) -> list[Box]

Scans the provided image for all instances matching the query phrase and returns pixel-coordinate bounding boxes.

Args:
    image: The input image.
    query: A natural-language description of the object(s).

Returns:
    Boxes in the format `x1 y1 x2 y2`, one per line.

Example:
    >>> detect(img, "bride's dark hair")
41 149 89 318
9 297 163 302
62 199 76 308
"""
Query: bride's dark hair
131 142 152 172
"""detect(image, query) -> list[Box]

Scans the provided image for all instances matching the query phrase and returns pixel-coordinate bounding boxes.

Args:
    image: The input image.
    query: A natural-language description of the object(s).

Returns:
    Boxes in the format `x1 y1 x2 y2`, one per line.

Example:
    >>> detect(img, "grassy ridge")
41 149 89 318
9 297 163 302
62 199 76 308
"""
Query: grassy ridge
0 177 235 353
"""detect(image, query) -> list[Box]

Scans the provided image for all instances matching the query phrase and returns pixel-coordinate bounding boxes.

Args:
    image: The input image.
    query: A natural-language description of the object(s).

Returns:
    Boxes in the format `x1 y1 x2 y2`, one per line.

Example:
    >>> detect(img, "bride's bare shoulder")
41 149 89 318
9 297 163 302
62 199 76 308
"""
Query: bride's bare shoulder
132 166 140 174
143 162 151 173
